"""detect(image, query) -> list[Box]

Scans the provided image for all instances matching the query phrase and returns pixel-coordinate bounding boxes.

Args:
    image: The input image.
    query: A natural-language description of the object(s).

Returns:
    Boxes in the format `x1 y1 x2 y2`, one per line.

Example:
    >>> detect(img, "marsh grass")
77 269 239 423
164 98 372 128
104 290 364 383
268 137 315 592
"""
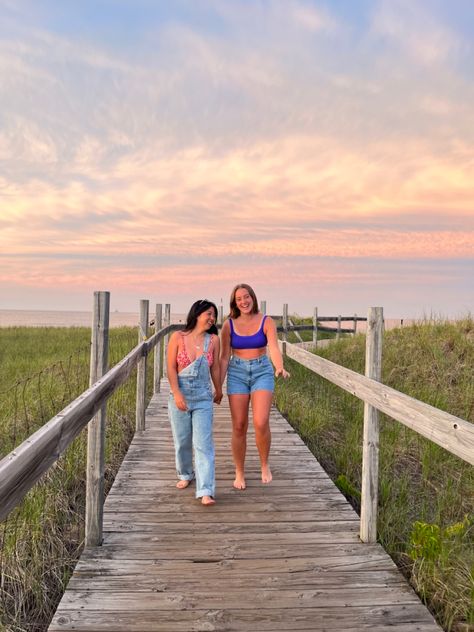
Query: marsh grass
275 317 474 631
0 326 149 631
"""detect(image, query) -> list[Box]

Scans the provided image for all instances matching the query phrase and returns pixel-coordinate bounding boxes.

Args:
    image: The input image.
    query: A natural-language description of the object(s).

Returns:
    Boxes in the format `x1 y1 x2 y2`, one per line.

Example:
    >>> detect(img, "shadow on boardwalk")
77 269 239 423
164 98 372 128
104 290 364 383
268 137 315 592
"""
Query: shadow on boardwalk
49 381 441 631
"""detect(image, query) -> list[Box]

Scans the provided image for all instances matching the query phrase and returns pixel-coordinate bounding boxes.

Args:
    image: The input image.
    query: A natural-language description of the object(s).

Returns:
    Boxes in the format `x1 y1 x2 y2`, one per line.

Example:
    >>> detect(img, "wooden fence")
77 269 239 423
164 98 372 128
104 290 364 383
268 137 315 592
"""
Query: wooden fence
1 293 472 553
278 307 474 543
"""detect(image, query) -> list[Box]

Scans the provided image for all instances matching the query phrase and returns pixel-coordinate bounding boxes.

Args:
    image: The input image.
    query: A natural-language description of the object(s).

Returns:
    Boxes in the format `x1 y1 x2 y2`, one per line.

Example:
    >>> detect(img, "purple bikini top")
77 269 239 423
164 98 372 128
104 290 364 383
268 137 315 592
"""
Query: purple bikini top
230 316 268 350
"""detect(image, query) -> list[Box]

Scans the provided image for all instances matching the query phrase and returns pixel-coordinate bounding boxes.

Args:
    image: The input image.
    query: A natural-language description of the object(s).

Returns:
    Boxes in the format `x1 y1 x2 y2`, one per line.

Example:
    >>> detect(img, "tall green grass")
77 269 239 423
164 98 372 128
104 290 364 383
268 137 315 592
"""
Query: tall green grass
275 317 474 631
0 326 149 632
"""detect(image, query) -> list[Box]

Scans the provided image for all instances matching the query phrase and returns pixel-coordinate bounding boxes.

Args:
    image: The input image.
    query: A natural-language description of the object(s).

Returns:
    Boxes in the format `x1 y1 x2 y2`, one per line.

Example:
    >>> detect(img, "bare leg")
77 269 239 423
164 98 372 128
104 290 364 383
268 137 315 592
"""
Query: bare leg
251 389 273 483
228 393 250 489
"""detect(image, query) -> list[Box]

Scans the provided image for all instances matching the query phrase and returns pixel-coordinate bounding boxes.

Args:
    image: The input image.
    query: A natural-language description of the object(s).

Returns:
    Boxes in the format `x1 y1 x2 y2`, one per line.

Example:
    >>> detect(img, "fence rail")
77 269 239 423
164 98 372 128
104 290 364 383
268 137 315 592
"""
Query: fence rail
279 309 474 543
0 321 178 523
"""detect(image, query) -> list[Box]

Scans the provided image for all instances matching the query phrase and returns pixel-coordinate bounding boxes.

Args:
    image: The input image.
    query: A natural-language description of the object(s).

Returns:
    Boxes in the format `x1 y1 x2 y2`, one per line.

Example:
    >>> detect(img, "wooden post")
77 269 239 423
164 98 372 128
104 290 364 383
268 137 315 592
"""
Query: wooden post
360 306 383 543
136 299 149 432
282 304 288 343
353 314 358 336
313 307 318 347
336 315 341 341
163 304 171 378
153 303 163 394
218 304 224 326
260 300 266 315
85 291 110 547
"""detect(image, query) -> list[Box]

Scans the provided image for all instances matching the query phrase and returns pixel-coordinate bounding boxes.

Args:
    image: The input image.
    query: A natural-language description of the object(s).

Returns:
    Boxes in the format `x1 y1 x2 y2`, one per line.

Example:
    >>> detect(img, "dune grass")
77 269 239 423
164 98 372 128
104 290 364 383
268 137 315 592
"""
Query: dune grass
274 317 474 631
0 326 145 631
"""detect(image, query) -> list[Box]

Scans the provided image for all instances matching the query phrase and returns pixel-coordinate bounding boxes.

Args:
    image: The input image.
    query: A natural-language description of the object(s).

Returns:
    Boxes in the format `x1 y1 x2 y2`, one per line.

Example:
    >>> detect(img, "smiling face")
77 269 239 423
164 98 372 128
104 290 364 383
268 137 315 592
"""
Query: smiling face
235 288 253 314
197 306 217 330
230 283 259 318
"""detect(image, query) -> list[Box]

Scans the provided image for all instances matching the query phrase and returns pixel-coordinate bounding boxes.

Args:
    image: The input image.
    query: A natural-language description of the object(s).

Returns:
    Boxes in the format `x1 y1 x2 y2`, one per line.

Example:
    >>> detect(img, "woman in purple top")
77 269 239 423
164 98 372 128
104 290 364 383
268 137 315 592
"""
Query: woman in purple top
220 283 290 490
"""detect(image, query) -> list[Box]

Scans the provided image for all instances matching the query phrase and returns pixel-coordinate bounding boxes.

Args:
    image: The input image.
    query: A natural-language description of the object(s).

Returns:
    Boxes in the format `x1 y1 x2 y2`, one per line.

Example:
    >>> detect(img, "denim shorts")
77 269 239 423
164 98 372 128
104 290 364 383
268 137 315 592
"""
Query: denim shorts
227 355 275 395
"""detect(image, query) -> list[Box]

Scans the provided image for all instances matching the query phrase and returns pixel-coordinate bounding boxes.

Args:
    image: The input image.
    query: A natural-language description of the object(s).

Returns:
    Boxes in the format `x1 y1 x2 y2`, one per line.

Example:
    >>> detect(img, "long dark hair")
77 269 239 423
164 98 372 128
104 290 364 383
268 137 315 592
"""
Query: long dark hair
183 299 218 335
229 283 259 319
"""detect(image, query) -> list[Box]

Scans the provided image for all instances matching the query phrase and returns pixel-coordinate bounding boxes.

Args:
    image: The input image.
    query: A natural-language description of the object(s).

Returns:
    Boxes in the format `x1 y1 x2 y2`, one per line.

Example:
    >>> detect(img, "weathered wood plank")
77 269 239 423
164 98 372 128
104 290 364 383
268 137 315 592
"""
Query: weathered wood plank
49 604 439 632
281 341 474 464
49 382 441 631
56 585 422 610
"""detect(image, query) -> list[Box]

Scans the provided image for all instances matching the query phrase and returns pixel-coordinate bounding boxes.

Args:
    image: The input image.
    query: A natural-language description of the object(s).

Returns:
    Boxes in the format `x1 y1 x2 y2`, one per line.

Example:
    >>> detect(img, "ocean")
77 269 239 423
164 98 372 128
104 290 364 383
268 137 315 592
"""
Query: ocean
0 309 187 328
0 309 410 331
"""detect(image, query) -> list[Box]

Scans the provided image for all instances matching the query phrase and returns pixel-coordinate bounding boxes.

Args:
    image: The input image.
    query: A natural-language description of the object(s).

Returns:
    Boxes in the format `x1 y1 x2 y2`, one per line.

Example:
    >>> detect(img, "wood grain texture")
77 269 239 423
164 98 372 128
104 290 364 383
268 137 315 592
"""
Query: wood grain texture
0 324 176 521
49 381 441 631
280 340 474 465
85 290 110 547
360 306 383 543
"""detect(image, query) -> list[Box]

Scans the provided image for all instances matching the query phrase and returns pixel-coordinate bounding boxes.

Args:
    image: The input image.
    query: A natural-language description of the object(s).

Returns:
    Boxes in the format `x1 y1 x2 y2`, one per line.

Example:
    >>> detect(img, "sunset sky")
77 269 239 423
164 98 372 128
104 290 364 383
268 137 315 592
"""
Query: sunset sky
1 0 473 318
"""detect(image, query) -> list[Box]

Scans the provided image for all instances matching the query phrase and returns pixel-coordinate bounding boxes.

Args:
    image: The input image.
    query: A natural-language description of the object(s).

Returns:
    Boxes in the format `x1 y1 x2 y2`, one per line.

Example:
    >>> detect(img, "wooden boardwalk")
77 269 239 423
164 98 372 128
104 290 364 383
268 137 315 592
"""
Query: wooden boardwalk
49 381 441 631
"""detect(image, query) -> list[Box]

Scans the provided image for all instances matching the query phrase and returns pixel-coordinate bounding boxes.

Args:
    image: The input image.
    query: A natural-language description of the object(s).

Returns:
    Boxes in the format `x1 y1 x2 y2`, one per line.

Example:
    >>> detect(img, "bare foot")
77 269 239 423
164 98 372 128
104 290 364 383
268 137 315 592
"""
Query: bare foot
233 473 246 490
176 479 191 489
201 496 216 506
261 465 272 484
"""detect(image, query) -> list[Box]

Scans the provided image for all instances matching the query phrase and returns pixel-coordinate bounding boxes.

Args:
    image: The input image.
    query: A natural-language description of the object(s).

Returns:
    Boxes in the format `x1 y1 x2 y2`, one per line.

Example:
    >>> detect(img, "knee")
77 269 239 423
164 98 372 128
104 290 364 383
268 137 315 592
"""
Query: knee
253 419 270 437
233 419 248 436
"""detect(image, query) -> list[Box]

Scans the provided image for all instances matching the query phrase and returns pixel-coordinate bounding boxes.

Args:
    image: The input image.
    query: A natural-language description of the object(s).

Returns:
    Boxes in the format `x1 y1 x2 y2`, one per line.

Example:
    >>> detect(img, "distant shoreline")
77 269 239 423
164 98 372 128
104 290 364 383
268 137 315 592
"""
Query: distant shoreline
0 309 415 330
0 309 187 328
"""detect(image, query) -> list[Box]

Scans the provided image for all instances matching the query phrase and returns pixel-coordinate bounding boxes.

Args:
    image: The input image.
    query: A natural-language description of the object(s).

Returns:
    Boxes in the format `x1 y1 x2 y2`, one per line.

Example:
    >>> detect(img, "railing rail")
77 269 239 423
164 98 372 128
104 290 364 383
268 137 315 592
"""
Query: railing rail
279 342 474 464
0 321 179 523
279 314 474 542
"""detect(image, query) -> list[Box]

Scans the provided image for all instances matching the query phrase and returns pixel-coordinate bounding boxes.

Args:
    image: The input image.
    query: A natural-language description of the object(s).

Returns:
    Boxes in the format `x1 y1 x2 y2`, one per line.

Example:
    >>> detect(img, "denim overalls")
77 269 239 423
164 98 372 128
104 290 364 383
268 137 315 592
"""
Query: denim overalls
168 333 215 499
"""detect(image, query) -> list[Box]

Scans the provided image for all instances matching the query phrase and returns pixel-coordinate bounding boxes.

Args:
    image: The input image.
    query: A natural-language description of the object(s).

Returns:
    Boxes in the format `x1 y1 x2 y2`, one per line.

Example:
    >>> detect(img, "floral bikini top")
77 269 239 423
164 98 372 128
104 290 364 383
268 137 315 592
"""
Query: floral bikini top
176 332 214 370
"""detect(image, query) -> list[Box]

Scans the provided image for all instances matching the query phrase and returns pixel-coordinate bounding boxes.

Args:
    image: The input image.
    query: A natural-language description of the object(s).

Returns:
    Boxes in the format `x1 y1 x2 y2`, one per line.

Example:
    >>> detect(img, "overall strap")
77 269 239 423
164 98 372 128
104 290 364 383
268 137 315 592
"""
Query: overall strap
203 333 211 353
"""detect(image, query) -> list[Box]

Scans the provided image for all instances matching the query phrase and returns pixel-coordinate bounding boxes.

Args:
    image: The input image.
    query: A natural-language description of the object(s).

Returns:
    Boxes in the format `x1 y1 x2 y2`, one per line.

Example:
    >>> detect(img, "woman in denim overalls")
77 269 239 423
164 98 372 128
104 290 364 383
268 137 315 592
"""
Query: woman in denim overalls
167 300 222 506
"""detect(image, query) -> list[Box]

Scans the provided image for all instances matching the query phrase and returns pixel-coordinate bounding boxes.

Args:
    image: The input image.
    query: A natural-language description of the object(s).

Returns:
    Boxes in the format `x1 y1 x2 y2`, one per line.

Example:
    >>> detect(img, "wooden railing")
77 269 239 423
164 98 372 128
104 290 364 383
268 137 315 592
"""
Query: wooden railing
2 295 344 537
278 307 474 543
3 296 466 553
0 293 179 543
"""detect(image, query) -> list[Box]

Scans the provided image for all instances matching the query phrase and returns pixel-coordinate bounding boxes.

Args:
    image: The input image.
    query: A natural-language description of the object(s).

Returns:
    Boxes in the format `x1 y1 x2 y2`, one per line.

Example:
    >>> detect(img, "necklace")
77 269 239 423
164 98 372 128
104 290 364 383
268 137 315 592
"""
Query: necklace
192 333 204 349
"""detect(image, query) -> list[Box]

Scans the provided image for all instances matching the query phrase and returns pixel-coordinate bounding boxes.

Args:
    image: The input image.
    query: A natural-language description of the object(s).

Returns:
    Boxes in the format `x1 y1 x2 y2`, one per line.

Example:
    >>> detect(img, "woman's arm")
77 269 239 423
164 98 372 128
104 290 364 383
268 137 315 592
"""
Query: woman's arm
265 317 290 379
210 335 222 404
167 332 187 410
219 319 231 387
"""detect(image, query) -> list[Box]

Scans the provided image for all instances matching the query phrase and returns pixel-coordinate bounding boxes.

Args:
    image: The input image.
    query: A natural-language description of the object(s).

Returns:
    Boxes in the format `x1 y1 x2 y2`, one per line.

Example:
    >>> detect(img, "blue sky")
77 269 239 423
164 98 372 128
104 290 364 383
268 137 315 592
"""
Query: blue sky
0 0 473 318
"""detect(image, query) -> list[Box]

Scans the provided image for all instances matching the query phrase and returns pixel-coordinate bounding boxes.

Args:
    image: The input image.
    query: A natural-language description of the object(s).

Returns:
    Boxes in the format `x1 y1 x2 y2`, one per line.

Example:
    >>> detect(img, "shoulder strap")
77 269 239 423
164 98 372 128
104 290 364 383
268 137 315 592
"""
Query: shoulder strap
259 315 267 331
229 319 235 334
203 333 211 353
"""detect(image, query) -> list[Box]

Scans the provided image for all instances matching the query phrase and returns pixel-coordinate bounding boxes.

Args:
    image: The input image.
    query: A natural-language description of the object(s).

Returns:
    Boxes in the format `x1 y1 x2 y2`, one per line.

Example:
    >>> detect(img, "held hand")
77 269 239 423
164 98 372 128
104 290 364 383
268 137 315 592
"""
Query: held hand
213 389 223 405
173 391 188 411
275 367 290 379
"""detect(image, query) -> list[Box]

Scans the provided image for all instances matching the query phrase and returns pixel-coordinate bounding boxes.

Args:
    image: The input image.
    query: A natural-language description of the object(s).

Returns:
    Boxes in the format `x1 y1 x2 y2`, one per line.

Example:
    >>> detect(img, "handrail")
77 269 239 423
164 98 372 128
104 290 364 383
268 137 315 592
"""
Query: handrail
0 323 178 522
279 340 474 466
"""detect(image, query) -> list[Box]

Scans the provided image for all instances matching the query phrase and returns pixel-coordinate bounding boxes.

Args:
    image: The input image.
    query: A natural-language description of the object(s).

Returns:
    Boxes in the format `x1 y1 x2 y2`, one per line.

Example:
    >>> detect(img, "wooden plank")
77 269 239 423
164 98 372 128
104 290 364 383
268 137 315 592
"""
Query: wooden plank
281 341 474 464
49 604 439 631
49 382 441 632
